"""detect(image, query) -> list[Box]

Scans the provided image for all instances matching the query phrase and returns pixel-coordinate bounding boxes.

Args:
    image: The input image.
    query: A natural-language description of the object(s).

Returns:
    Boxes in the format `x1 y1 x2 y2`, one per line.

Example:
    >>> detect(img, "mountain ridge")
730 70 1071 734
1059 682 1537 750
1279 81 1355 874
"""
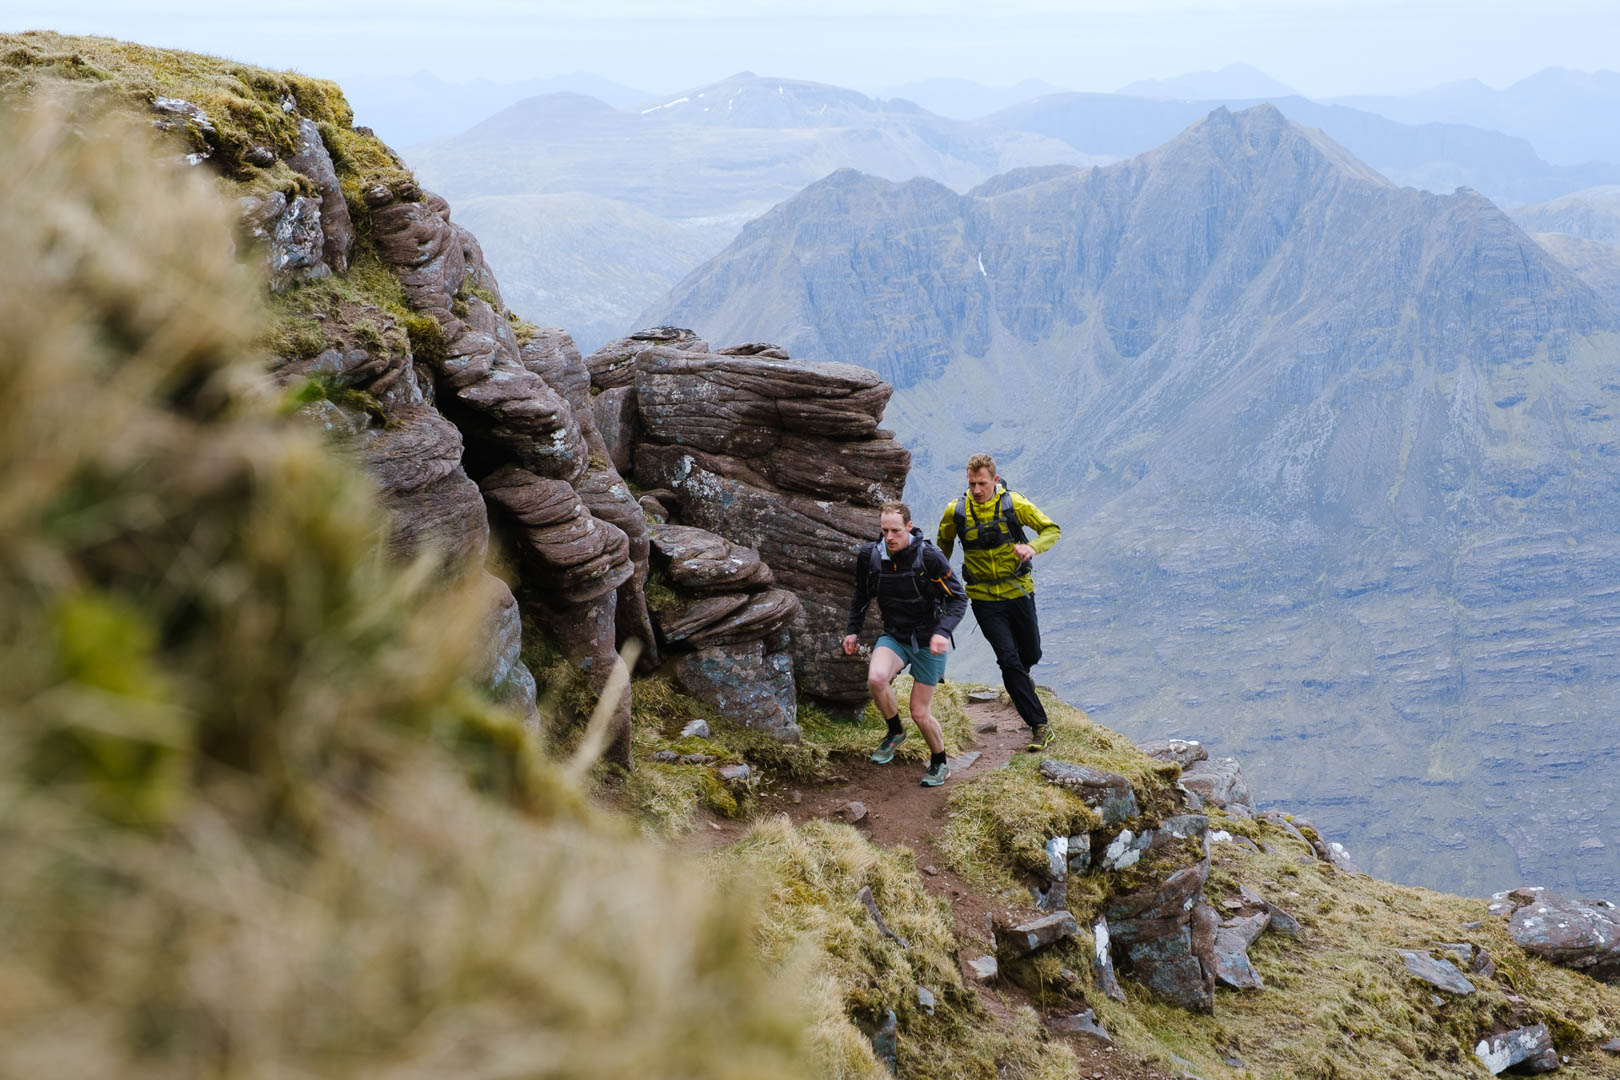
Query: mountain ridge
649 104 1620 896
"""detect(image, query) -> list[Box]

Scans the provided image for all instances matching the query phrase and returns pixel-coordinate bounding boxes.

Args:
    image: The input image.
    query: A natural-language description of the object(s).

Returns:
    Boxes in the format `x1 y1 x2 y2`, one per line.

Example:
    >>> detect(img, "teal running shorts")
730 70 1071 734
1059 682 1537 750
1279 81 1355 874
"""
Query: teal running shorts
874 633 948 686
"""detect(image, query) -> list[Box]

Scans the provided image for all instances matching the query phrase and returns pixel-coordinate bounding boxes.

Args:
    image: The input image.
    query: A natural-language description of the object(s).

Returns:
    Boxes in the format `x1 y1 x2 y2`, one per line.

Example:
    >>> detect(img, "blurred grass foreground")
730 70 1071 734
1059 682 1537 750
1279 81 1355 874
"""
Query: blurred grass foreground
0 106 819 1077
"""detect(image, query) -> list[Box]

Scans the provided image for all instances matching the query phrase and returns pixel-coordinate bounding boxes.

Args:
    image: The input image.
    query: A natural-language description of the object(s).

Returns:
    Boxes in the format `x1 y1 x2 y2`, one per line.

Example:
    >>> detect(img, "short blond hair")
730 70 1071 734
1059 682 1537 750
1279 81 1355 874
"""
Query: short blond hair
878 500 911 524
965 453 996 477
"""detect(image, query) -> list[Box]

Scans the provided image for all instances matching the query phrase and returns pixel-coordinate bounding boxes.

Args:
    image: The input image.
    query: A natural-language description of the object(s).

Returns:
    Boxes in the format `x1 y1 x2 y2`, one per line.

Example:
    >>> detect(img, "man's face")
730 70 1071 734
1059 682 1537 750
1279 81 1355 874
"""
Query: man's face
967 468 997 503
879 511 910 553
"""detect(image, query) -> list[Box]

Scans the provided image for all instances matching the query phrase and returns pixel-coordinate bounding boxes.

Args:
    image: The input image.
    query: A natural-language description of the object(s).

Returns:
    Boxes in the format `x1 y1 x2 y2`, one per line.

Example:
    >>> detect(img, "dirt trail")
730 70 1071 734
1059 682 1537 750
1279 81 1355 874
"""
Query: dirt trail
687 696 1177 1080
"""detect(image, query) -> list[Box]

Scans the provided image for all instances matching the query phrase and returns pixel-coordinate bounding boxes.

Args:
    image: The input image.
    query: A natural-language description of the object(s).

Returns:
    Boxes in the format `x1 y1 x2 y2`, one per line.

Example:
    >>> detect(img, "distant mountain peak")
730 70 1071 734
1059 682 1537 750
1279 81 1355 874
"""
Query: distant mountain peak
630 71 891 127
1118 62 1298 101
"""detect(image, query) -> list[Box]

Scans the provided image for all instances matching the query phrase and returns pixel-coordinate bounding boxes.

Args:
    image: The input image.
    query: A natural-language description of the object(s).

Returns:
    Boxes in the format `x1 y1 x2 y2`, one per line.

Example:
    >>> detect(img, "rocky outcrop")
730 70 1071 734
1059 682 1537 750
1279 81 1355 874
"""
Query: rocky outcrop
1179 757 1255 813
1492 887 1620 981
286 118 354 273
1105 858 1218 1013
1039 759 1140 825
596 333 909 704
1476 1024 1560 1075
648 523 803 739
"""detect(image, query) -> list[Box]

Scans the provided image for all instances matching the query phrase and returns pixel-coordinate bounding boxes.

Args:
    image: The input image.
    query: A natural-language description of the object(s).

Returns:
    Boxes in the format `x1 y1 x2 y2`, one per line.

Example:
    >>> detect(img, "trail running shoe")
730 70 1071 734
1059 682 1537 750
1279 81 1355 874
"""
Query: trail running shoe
920 761 950 787
870 729 907 764
1026 725 1052 753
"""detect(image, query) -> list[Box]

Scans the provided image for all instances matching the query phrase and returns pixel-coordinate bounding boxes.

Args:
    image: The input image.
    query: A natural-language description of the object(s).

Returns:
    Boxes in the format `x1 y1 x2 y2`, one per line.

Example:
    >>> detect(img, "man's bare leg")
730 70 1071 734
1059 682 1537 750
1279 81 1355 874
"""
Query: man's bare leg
906 680 946 754
867 646 905 720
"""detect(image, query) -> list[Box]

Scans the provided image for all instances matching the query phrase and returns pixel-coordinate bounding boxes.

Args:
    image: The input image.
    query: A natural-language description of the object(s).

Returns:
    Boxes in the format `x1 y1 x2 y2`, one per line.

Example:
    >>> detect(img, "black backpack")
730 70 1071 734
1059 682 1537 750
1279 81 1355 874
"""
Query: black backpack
867 538 955 630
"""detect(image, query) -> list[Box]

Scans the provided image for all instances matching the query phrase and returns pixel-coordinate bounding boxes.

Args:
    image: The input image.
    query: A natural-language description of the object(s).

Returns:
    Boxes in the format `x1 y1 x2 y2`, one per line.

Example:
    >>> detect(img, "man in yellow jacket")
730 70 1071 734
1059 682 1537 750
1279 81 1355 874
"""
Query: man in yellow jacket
937 452 1061 751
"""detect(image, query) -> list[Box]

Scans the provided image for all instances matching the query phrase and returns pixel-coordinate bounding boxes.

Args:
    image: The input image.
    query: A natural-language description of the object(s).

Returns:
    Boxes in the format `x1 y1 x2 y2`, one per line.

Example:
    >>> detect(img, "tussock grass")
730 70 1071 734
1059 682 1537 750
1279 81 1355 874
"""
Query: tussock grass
939 694 1181 890
720 816 1081 1079
0 106 822 1079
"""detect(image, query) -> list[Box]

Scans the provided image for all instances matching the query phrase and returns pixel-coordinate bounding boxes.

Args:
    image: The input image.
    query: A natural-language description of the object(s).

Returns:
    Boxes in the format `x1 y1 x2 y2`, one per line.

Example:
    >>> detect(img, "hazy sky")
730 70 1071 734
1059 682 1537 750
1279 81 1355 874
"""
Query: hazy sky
7 0 1619 98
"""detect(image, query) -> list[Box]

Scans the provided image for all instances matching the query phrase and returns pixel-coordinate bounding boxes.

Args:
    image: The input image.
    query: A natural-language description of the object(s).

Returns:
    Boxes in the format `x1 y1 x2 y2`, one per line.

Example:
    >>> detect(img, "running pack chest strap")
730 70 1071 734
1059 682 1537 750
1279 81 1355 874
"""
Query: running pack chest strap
954 490 1028 552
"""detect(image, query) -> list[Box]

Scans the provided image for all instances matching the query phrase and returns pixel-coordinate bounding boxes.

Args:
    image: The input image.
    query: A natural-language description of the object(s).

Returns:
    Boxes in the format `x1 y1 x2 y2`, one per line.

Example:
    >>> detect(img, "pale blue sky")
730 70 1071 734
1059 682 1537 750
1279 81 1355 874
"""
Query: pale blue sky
6 0 1618 98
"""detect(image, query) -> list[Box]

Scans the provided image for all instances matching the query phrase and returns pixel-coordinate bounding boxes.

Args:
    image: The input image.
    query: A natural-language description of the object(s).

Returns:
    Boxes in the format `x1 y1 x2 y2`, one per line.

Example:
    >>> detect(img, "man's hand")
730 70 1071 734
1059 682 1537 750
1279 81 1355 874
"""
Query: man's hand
929 633 949 655
842 634 858 655
1012 542 1035 562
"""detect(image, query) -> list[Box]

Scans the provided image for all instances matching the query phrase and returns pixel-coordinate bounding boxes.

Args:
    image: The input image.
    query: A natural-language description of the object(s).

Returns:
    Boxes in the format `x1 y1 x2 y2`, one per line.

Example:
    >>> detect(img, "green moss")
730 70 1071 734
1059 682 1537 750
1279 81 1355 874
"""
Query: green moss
286 375 388 427
265 317 329 360
404 312 447 370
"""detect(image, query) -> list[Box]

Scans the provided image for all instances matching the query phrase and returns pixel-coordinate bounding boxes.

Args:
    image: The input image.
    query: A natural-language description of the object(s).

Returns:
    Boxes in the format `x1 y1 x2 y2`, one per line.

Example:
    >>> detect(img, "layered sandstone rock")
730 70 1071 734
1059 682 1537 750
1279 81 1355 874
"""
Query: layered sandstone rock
646 524 802 738
623 340 909 703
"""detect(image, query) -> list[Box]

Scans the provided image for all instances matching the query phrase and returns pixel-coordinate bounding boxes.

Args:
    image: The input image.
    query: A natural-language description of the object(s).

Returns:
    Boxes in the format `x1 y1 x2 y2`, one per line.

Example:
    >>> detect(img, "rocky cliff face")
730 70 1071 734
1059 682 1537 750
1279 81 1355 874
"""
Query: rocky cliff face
650 104 1620 896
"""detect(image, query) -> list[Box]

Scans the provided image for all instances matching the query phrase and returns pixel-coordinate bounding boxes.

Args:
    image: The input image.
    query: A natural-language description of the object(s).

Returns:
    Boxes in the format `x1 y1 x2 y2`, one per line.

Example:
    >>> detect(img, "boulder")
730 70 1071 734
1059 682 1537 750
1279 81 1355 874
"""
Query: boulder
870 1009 897 1075
1498 888 1620 980
592 384 640 473
657 593 753 644
285 118 353 273
533 591 633 766
673 640 800 741
1213 912 1270 990
1092 916 1127 1003
715 341 791 359
256 193 327 291
1100 828 1154 871
1105 859 1216 1013
477 574 539 727
585 326 708 389
996 911 1079 960
1314 837 1364 874
1179 756 1254 811
1398 949 1475 995
1038 759 1140 824
356 408 488 569
966 955 998 981
648 524 775 591
482 466 633 605
1049 1008 1111 1045
1475 1024 1559 1075
636 348 892 450
637 443 882 702
1137 737 1209 768
1068 833 1092 875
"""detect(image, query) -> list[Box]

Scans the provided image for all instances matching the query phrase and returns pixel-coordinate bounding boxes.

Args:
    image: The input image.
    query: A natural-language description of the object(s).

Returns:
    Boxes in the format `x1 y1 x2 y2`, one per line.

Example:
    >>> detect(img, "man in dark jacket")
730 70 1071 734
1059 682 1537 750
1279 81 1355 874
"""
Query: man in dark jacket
843 500 968 786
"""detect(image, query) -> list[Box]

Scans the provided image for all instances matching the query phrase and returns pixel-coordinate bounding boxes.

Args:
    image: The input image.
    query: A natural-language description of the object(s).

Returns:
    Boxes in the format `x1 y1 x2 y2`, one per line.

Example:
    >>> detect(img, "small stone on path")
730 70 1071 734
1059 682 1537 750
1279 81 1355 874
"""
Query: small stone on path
967 954 998 981
947 750 981 772
680 718 711 739
968 689 1000 703
834 800 868 823
976 720 998 734
1049 1008 1111 1045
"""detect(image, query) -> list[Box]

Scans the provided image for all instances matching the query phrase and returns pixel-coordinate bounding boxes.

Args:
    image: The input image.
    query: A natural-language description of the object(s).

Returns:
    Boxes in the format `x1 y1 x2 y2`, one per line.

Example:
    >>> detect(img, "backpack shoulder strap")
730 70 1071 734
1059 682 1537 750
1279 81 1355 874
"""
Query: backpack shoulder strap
1000 489 1028 545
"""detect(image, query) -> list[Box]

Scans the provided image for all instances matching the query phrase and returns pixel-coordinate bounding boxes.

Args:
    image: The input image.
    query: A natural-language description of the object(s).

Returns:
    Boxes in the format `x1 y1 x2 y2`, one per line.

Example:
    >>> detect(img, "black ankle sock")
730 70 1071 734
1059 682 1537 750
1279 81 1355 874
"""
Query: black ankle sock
885 715 902 736
930 751 947 768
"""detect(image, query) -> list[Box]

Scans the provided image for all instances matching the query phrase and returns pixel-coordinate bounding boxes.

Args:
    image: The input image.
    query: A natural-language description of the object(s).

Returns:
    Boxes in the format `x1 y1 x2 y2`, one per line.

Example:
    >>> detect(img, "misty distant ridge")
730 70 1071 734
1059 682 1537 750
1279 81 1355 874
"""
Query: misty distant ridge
402 61 1620 353
1117 61 1298 101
